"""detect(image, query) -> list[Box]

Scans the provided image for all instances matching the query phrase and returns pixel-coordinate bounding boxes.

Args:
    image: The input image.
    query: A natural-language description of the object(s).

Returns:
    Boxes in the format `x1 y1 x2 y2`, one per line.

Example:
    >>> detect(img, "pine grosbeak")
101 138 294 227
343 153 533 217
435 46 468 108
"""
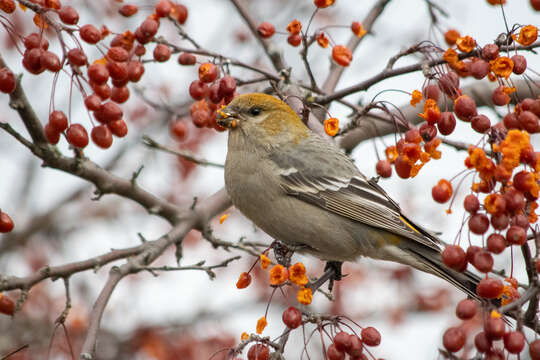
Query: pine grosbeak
217 93 479 298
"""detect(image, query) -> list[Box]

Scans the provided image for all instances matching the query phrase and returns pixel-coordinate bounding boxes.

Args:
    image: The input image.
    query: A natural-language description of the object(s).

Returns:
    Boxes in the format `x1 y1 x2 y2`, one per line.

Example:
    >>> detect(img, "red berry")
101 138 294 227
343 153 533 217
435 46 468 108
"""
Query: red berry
111 86 129 104
127 61 144 82
49 110 68 132
512 55 527 75
419 123 437 141
40 51 62 72
198 63 219 83
438 72 459 97
171 4 188 24
100 101 123 123
67 48 87 67
219 75 236 97
140 19 159 38
332 45 352 66
442 245 467 272
432 179 452 203
247 344 269 360
108 119 128 138
153 44 171 62
282 306 302 329
490 213 509 231
80 24 101 44
91 125 113 149
472 250 493 273
287 34 302 47
486 233 506 254
423 84 440 101
44 122 61 144
470 59 489 79
333 332 352 352
58 6 79 25
492 86 510 106
327 344 345 360
474 332 492 353
24 33 48 50
88 63 109 84
468 213 489 234
476 278 503 299
0 68 15 93
376 160 392 178
394 156 411 179
463 194 479 213
484 317 505 340
503 113 520 129
107 46 129 62
178 52 196 65
482 44 499 60
504 188 525 213
119 4 138 17
22 48 45 74
155 0 171 17
257 22 275 38
189 80 208 100
443 327 465 352
66 123 89 148
208 83 222 104
466 245 481 264
471 114 491 133
530 339 540 359
0 211 14 233
506 225 526 245
518 110 540 133
438 112 456 135
347 335 363 357
106 61 128 81
0 294 15 315
454 95 477 122
455 299 476 320
0 0 16 13
84 94 101 111
171 121 187 140
361 327 380 347
503 331 525 354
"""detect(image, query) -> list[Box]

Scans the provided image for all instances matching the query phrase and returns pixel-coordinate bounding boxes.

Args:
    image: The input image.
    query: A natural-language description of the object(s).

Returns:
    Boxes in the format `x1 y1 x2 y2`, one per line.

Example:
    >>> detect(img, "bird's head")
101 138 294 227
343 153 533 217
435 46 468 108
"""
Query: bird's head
217 93 309 144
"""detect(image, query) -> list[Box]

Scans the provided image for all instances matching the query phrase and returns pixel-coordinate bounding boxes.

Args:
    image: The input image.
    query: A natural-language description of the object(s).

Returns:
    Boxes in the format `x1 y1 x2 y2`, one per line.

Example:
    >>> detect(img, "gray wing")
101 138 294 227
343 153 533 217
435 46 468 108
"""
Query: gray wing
269 138 442 251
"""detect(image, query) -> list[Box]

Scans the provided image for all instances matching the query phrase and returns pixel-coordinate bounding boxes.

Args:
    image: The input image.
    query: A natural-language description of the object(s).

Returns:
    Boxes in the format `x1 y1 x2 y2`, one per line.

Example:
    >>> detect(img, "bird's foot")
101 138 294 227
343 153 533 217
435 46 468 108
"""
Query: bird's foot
324 261 343 292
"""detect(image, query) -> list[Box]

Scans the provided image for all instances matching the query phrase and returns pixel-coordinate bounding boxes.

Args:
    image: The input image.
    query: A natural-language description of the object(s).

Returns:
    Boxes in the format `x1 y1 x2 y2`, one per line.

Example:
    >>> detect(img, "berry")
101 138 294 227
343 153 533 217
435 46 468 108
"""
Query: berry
287 34 302 47
0 211 14 233
100 101 123 123
518 111 540 133
22 48 45 74
442 245 467 272
361 327 380 347
91 125 113 149
282 306 302 329
470 59 489 79
464 194 479 213
58 6 79 25
219 75 237 97
454 95 477 122
438 112 456 135
490 213 509 230
107 47 129 62
235 272 251 289
171 4 188 24
67 48 87 67
471 114 490 133
394 156 411 179
438 72 459 97
423 84 440 101
333 332 352 352
66 124 89 148
503 331 525 354
88 63 109 84
486 233 506 254
49 110 68 132
257 22 275 38
482 44 499 60
347 335 363 357
153 44 171 62
474 331 492 353
466 245 481 264
419 123 437 141
141 19 159 38
84 94 102 111
0 294 15 315
198 63 219 83
247 344 269 360
484 317 505 340
40 51 62 72
127 61 145 82
119 4 138 17
332 45 352 67
476 278 503 299
111 86 130 103
155 0 171 17
327 344 345 360
455 299 476 320
189 80 208 100
468 213 489 234
44 123 61 144
106 61 128 81
0 68 15 93
208 83 222 104
23 33 48 50
504 189 525 213
512 55 527 74
0 0 16 13
108 120 128 138
171 121 187 140
472 250 493 273
432 179 452 203
376 160 392 178
80 24 101 44
530 339 540 359
443 327 465 352
506 225 526 245
178 52 196 65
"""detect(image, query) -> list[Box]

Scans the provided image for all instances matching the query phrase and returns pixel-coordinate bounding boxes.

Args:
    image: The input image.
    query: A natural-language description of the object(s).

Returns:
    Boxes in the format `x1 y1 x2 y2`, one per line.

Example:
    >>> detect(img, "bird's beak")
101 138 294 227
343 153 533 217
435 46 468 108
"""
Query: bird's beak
216 107 238 129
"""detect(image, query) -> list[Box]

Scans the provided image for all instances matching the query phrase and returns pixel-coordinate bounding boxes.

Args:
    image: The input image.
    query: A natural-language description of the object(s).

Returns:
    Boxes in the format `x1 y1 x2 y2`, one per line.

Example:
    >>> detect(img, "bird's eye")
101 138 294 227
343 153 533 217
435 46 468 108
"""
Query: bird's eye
249 107 262 116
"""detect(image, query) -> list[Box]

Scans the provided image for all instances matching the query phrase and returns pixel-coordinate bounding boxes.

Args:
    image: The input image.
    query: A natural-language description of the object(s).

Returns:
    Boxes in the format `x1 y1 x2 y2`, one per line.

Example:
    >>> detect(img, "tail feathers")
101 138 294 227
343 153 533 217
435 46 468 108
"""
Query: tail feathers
406 247 492 304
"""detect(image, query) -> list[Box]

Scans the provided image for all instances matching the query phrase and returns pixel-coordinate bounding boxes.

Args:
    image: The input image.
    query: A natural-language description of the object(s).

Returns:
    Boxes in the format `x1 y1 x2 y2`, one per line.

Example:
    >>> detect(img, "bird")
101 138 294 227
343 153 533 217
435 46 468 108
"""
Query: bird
217 92 481 299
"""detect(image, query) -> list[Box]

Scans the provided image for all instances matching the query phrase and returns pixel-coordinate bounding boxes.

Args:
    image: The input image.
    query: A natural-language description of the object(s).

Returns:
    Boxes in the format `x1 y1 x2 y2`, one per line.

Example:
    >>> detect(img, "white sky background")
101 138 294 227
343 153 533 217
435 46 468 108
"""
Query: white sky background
0 0 540 359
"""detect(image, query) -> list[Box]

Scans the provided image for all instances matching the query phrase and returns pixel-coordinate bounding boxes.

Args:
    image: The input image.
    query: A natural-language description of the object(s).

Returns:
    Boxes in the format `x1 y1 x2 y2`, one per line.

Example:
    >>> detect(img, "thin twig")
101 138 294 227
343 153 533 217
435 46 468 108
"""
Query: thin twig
142 136 224 168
